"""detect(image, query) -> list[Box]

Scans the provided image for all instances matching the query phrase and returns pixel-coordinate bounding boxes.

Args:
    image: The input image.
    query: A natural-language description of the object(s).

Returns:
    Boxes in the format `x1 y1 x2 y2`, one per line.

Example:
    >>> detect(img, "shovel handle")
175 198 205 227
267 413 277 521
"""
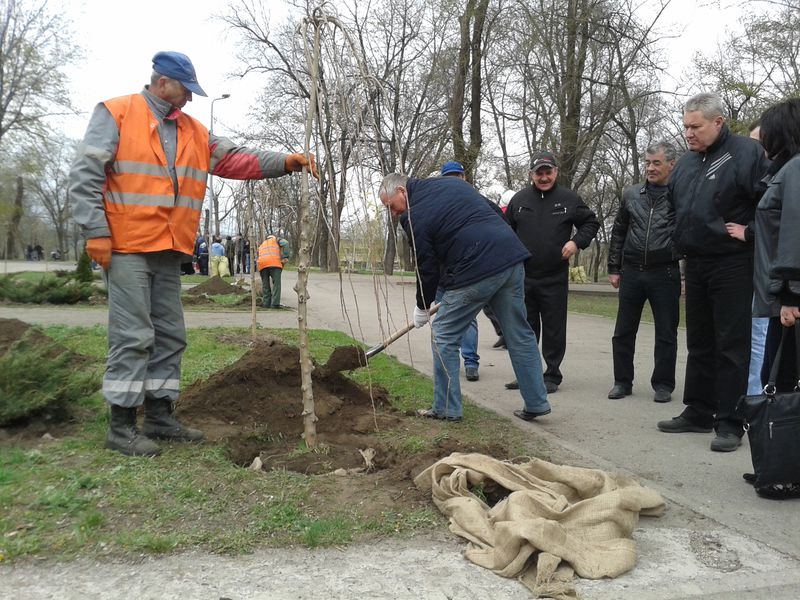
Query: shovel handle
365 303 441 358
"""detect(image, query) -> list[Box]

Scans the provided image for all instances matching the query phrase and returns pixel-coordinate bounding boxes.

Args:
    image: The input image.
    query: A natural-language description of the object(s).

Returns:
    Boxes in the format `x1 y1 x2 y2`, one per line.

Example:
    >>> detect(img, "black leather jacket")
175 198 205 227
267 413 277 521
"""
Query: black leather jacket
753 154 800 317
608 182 676 274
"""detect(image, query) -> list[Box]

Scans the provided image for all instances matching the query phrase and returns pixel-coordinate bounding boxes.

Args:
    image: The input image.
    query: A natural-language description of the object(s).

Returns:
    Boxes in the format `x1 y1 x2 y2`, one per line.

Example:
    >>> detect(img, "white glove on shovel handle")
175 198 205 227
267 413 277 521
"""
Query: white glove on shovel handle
413 306 430 328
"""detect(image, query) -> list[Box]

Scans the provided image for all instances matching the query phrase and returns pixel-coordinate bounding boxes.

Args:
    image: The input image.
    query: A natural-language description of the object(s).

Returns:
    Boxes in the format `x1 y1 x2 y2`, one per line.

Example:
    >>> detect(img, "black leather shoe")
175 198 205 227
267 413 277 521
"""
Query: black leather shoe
657 415 712 433
544 381 559 394
513 408 551 421
465 367 479 382
710 432 742 452
653 388 672 403
505 380 519 390
608 383 632 399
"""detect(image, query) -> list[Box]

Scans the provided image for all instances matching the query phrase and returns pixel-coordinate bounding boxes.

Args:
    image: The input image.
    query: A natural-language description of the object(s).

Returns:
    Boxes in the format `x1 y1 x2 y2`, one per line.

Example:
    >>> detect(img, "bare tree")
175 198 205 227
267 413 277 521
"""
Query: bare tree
448 0 490 182
25 136 76 258
0 0 78 151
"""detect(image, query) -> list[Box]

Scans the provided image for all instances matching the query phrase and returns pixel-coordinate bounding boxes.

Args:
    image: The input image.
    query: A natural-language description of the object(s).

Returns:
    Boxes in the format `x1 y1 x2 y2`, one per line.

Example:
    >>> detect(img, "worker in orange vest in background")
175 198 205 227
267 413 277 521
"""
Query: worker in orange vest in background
257 235 290 308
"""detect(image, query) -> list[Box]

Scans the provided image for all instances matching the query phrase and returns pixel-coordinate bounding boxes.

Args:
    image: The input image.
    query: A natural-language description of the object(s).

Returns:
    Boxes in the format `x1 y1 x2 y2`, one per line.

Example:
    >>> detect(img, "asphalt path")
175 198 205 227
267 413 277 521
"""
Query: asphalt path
2 261 799 599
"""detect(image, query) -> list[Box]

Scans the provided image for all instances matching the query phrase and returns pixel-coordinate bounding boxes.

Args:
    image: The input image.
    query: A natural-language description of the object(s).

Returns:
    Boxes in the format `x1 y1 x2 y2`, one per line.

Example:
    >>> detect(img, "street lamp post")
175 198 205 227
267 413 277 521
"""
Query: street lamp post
208 94 231 237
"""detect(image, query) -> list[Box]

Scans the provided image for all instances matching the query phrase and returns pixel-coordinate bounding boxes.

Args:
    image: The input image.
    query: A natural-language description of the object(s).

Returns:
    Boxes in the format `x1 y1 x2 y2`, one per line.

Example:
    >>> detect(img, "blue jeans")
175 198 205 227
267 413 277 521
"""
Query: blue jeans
431 263 550 418
434 288 479 369
748 316 769 395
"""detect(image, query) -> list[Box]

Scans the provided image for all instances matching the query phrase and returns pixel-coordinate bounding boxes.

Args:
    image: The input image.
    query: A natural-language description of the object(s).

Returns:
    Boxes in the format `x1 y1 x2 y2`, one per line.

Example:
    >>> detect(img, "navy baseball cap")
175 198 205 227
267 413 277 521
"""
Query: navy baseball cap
152 51 207 97
530 151 558 171
441 160 465 176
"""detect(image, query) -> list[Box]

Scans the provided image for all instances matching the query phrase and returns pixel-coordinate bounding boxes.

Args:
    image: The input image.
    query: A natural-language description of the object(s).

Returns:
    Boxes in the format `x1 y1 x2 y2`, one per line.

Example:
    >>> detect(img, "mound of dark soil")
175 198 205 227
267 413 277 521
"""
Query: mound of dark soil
0 318 40 354
0 318 92 366
186 276 246 296
178 336 505 509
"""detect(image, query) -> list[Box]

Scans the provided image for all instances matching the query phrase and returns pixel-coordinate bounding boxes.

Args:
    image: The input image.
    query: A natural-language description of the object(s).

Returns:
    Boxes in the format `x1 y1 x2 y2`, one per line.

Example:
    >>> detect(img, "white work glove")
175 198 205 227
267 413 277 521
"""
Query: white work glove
413 306 430 329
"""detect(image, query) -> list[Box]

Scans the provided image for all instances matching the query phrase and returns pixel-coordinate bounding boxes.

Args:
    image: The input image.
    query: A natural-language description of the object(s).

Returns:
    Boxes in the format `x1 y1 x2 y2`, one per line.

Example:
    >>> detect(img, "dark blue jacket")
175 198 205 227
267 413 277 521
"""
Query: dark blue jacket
400 177 531 309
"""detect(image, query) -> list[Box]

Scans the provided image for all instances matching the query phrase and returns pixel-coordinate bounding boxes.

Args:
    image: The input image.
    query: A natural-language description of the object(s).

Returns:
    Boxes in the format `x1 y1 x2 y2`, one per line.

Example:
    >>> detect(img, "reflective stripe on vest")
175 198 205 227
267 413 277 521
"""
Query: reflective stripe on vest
103 94 210 255
257 237 283 270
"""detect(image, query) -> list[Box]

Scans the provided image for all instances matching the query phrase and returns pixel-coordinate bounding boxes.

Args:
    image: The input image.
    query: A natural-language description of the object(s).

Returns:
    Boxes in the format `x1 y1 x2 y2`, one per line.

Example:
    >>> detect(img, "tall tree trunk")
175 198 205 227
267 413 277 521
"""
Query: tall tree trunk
383 217 398 274
5 176 23 259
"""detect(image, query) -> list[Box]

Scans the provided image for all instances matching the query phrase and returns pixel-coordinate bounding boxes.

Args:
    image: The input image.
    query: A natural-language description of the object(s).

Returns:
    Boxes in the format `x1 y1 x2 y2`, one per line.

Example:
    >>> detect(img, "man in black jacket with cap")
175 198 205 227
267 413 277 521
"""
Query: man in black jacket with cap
505 151 600 393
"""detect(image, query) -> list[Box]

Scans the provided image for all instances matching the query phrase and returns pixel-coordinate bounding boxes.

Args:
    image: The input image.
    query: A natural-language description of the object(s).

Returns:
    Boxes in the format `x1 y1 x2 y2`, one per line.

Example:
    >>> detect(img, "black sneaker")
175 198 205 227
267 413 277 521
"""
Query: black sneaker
505 380 519 390
465 367 479 382
657 415 712 433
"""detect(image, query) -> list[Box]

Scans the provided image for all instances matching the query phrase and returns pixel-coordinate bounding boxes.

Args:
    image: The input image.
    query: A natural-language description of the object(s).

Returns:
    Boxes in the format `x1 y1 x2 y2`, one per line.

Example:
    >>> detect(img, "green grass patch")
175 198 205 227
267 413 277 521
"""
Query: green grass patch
206 293 250 306
180 274 240 285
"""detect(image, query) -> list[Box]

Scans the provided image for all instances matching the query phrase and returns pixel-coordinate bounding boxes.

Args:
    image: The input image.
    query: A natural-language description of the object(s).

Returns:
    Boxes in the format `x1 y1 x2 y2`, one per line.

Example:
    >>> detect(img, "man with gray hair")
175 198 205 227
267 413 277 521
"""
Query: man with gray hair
607 141 679 403
379 172 551 423
656 92 769 452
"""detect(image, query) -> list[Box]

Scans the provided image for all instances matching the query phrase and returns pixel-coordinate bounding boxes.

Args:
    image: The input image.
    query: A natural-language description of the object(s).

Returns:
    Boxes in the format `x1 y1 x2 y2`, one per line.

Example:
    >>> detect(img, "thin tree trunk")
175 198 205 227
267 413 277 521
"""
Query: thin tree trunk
247 182 258 340
295 14 322 449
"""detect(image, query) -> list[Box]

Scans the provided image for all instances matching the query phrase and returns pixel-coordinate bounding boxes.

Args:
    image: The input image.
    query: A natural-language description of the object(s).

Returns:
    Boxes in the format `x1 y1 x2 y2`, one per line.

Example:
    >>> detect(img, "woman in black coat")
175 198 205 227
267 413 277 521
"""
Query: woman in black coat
754 98 800 392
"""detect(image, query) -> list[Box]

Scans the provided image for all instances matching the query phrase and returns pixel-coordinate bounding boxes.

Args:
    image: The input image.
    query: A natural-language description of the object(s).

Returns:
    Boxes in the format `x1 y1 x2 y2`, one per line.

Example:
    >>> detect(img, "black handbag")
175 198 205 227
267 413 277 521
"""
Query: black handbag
736 326 800 499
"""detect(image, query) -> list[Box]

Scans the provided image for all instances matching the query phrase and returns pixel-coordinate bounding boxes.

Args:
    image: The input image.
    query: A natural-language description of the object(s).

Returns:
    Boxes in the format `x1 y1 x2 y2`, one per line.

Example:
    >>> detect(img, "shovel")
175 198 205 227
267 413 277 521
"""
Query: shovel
322 303 441 373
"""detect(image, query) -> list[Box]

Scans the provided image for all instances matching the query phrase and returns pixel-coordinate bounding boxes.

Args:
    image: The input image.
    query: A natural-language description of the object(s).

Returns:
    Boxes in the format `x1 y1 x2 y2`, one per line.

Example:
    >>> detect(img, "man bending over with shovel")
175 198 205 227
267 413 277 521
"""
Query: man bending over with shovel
379 173 551 422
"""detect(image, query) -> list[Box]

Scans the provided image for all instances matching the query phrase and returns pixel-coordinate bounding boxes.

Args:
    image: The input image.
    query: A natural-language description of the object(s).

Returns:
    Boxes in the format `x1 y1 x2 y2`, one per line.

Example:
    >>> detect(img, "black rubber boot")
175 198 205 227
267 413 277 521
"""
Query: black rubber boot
143 398 204 442
105 405 161 457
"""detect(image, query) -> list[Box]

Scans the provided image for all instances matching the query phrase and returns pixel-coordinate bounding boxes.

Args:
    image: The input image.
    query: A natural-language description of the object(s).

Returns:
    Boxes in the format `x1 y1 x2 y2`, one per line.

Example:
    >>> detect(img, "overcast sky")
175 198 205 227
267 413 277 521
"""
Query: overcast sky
55 0 744 142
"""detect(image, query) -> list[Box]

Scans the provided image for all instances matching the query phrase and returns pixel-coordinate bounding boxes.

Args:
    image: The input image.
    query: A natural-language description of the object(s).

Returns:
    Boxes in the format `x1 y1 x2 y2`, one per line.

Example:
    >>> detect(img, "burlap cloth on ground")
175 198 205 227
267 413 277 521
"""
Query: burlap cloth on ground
413 453 665 599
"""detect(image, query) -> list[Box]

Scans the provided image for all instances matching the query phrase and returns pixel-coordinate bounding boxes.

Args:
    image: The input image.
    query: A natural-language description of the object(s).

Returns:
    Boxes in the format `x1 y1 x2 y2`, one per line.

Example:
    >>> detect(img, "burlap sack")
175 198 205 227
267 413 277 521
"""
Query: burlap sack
414 453 665 599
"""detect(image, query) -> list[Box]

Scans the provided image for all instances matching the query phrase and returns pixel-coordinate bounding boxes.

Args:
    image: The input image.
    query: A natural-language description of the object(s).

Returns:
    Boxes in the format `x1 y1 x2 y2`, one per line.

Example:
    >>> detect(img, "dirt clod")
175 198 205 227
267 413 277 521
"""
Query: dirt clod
323 345 368 374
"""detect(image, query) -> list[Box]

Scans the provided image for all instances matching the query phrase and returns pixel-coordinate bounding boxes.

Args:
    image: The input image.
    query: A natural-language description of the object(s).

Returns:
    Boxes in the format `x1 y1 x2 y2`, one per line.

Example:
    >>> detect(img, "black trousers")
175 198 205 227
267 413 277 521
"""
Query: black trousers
682 254 753 433
524 267 568 384
611 264 681 391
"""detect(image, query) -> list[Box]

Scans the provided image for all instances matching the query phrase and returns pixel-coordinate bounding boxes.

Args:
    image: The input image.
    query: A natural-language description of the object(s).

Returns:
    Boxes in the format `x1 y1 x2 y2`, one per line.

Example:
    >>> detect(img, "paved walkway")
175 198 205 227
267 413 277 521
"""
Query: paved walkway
1 263 798 599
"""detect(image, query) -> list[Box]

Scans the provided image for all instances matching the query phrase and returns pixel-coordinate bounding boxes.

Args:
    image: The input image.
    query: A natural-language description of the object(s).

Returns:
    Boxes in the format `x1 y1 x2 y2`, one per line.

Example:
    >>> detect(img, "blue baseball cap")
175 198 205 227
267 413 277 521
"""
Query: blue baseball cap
152 51 207 97
441 160 465 176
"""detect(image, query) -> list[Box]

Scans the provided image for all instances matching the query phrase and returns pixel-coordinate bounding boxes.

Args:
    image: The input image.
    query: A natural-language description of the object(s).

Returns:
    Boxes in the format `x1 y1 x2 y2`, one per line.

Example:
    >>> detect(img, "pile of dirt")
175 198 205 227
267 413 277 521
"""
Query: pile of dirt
0 317 91 365
178 336 506 508
186 275 246 296
0 318 44 354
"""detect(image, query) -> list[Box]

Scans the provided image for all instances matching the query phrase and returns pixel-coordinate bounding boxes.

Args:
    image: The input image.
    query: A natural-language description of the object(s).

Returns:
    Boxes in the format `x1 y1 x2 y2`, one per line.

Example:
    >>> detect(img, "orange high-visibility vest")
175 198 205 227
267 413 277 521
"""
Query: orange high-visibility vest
103 94 210 255
257 236 283 270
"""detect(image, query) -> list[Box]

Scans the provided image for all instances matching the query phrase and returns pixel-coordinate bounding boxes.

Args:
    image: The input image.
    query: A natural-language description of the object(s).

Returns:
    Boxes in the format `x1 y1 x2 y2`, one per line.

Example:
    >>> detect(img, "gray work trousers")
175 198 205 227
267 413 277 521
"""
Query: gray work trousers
103 251 186 407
